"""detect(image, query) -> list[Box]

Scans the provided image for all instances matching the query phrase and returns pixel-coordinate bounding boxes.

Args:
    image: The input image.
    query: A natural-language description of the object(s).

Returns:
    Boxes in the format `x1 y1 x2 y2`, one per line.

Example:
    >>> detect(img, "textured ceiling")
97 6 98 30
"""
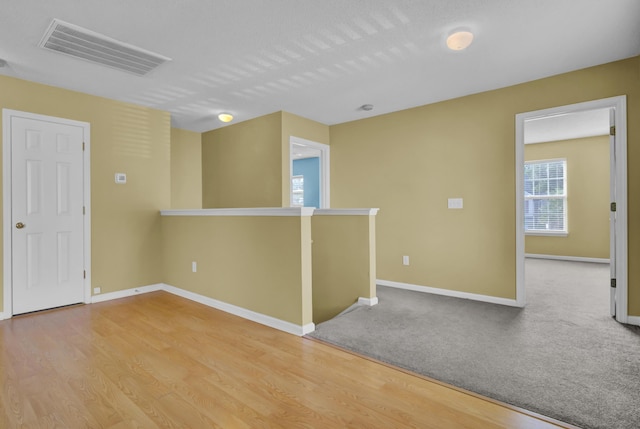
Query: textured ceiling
525 109 610 145
1 0 639 132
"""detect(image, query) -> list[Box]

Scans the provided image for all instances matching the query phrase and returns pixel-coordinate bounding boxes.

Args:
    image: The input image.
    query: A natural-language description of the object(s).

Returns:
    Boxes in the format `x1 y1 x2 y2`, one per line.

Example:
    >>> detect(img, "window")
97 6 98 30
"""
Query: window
524 159 567 234
291 175 304 207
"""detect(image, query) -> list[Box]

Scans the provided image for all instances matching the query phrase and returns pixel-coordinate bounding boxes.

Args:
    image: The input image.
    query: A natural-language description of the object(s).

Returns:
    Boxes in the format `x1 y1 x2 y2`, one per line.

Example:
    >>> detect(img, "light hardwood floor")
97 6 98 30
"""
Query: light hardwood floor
0 291 571 428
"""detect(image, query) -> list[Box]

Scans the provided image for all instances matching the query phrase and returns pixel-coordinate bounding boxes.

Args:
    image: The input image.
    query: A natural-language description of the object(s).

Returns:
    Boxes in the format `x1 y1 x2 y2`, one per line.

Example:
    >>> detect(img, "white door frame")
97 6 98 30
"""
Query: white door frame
2 109 91 319
515 96 628 323
289 136 330 208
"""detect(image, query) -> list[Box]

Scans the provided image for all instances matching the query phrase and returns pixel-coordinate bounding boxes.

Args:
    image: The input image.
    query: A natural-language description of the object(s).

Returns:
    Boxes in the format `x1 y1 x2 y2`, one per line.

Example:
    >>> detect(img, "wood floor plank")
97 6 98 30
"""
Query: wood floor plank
0 291 571 429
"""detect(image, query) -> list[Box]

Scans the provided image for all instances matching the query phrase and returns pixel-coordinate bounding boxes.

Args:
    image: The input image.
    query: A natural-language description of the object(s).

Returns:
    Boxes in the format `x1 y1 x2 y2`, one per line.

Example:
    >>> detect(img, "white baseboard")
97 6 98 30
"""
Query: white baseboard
525 254 610 264
6 282 315 335
161 284 314 336
90 284 164 303
627 316 640 327
91 282 314 336
91 283 314 336
377 279 521 307
358 296 378 306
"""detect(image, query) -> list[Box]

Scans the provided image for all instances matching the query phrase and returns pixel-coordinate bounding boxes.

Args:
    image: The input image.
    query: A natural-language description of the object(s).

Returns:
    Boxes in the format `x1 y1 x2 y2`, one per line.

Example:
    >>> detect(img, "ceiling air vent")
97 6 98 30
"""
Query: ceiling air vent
38 19 171 76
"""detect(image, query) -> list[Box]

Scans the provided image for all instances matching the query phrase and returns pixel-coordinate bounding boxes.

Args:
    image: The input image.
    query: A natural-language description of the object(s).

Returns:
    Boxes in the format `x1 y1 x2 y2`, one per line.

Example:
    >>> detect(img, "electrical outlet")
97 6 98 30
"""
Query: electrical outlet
192 261 197 273
93 287 101 294
403 255 410 266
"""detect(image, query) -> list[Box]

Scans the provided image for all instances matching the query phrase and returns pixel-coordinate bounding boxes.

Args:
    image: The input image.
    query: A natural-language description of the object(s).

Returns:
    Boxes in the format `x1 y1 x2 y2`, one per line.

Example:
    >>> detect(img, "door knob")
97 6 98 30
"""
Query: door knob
15 222 25 229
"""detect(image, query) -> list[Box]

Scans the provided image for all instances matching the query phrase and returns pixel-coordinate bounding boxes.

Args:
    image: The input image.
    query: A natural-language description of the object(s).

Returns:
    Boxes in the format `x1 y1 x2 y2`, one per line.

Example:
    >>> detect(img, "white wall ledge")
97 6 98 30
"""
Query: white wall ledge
161 208 380 217
313 208 379 216
161 207 316 217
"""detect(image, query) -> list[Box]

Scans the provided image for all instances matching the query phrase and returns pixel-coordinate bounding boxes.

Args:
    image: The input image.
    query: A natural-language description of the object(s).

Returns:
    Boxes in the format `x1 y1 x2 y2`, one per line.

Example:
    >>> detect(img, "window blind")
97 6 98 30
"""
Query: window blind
524 159 567 232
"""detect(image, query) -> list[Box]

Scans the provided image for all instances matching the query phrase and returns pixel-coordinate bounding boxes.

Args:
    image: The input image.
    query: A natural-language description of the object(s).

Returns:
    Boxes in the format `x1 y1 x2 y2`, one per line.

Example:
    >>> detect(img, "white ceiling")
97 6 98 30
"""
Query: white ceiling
292 142 321 160
524 108 611 144
1 1 639 133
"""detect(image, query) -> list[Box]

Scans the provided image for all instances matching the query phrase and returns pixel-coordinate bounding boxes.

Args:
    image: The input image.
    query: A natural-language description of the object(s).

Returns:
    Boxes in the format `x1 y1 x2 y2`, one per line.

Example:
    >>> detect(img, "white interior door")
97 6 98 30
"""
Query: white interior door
10 115 85 314
609 108 617 317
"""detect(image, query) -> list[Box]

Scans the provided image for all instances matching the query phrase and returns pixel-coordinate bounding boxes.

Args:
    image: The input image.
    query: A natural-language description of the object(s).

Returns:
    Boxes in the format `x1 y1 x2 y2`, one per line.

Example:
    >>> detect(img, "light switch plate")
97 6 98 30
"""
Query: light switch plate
115 173 127 184
448 198 463 209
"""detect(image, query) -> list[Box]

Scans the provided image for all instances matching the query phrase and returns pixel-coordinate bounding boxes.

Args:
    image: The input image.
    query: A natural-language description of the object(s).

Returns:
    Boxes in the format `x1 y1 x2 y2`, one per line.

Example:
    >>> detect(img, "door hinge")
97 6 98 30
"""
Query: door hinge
82 142 85 151
611 202 617 212
83 270 86 279
610 125 616 136
611 278 616 288
83 206 85 215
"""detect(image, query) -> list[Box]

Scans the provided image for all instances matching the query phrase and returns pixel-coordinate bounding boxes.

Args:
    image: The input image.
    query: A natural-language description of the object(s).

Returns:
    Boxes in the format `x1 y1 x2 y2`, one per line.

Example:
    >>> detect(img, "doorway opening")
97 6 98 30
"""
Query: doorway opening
289 137 330 208
515 96 628 324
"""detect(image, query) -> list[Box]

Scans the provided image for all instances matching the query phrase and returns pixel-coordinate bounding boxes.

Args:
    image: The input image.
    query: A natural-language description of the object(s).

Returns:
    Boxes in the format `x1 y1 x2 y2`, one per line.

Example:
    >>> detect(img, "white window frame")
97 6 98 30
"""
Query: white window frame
524 158 567 236
291 175 304 207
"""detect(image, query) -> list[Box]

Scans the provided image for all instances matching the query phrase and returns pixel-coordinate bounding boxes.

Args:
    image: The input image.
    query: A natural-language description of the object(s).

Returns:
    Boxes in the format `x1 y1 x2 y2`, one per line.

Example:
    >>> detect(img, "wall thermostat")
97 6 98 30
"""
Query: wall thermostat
115 173 127 184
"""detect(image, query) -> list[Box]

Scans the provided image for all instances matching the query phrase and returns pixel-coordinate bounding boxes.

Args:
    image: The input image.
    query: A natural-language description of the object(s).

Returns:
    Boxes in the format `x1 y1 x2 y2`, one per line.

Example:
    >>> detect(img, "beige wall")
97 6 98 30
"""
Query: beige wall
0 75 170 311
161 215 313 326
311 214 376 324
170 128 202 209
525 136 609 259
200 111 329 209
329 57 640 315
281 111 331 206
201 112 282 208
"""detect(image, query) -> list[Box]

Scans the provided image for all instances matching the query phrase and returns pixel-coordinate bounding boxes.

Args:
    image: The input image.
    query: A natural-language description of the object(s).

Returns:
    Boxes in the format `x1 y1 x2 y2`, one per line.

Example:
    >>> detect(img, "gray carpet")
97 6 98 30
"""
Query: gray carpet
308 259 640 429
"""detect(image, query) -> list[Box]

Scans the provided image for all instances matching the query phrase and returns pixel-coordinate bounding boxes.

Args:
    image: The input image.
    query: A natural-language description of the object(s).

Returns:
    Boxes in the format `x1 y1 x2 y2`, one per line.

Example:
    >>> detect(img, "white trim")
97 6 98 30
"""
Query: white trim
525 231 568 237
160 207 316 217
626 316 640 327
289 136 330 208
515 110 526 308
162 284 314 336
525 254 610 264
0 312 9 321
90 284 163 303
300 323 316 335
358 296 379 306
2 111 11 318
377 279 521 307
160 208 379 217
314 208 379 216
515 96 628 321
83 119 92 305
2 109 91 318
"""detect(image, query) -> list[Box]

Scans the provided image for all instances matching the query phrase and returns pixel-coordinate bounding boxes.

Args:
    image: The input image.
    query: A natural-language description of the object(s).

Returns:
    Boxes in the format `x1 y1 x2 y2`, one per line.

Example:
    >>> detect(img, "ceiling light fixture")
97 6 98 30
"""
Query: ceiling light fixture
446 31 474 51
218 112 234 123
360 104 374 111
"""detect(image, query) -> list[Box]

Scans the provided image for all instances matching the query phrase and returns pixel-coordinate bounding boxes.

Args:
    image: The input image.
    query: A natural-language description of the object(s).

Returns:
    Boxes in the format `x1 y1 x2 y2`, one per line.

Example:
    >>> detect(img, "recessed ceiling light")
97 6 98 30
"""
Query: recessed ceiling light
446 31 474 51
218 113 234 123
